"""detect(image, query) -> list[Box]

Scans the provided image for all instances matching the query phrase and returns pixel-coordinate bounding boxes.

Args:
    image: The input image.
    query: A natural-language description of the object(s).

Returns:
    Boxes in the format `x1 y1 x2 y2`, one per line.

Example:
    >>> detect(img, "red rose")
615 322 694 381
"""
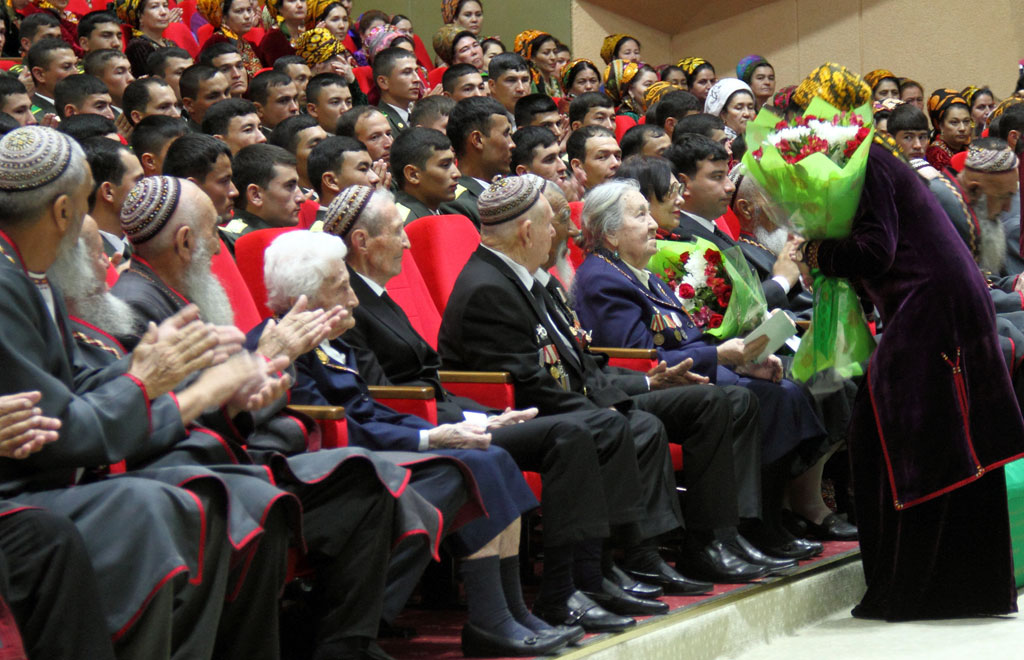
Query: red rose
679 252 690 265
704 248 721 265
678 283 696 299
752 148 764 160
709 313 723 329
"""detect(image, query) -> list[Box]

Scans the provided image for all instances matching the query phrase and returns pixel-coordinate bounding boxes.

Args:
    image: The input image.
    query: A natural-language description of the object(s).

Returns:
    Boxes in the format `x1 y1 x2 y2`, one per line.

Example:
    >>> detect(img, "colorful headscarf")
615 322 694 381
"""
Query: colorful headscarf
513 29 548 60
432 24 464 66
736 55 770 84
791 62 871 112
296 27 345 66
960 85 984 108
677 56 708 76
863 69 897 91
704 78 753 117
305 0 340 30
441 0 476 25
642 81 681 112
604 59 640 112
115 0 144 30
364 24 403 62
872 97 903 114
772 85 796 112
927 88 969 129
197 0 226 30
989 96 1024 123
600 33 635 64
560 58 595 92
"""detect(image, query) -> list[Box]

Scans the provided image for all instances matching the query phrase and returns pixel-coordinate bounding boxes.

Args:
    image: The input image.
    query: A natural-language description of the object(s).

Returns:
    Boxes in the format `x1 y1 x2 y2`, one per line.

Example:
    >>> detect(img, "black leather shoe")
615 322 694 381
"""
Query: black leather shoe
800 513 858 541
753 537 820 561
608 564 663 598
621 559 713 595
533 590 636 633
460 621 568 657
724 535 799 575
534 624 585 647
677 540 770 583
585 578 669 616
792 537 825 556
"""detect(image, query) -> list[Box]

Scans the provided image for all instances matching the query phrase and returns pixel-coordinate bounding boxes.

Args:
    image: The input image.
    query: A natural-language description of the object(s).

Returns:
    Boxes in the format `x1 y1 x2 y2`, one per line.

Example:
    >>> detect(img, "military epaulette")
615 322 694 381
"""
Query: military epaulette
222 218 249 234
309 220 324 232
395 202 411 223
453 184 468 199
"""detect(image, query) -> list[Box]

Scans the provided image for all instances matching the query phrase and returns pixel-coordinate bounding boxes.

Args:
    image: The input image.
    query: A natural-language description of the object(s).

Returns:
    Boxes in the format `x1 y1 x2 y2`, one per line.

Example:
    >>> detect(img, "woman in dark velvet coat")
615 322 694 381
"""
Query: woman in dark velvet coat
795 139 1024 620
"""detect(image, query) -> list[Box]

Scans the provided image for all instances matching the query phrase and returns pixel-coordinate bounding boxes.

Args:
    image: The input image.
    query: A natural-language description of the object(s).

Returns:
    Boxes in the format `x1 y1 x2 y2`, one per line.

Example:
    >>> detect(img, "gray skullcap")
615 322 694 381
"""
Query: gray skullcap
121 176 183 245
964 142 1019 173
0 126 73 191
478 174 545 226
323 185 374 238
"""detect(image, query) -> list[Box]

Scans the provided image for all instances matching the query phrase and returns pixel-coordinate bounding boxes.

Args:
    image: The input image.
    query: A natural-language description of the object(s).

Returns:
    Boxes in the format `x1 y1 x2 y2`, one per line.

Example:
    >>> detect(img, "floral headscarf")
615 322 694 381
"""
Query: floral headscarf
791 62 871 112
433 24 466 66
960 85 984 109
296 26 346 66
872 97 904 114
513 29 548 60
989 96 1023 123
197 0 227 30
604 59 640 112
364 24 402 63
677 56 709 76
441 0 477 25
600 33 634 64
736 55 770 84
305 0 340 31
642 80 680 112
560 58 596 93
863 69 897 92
927 88 969 129
115 0 144 30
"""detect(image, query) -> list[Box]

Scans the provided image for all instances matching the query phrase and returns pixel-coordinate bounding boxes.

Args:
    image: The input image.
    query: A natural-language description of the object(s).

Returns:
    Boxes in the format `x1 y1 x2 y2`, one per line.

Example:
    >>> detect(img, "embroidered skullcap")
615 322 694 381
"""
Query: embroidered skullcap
600 34 635 65
603 59 640 104
442 0 478 25
0 126 73 192
677 57 708 76
513 30 548 60
120 176 183 245
322 185 374 237
704 78 753 117
863 69 897 91
736 55 770 84
432 24 465 65
365 24 402 63
990 96 1024 122
560 58 596 92
872 97 903 114
478 174 545 226
115 0 144 29
643 81 681 112
296 28 346 66
964 141 1019 173
792 62 871 112
196 0 225 30
927 88 969 129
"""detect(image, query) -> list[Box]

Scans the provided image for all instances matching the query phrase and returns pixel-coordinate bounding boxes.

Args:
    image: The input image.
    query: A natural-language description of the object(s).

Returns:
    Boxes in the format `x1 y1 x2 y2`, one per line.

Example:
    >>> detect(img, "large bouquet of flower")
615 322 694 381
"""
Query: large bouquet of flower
742 95 877 386
648 237 767 339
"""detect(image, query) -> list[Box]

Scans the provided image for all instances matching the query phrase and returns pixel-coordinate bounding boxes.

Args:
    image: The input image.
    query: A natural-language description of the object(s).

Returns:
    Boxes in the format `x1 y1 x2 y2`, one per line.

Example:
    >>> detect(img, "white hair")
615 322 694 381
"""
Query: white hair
580 179 640 253
264 230 348 314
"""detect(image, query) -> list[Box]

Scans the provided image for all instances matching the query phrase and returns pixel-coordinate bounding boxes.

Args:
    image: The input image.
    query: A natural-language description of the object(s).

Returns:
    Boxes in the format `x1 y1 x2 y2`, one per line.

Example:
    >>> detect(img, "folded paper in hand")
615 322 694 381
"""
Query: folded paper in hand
746 312 797 363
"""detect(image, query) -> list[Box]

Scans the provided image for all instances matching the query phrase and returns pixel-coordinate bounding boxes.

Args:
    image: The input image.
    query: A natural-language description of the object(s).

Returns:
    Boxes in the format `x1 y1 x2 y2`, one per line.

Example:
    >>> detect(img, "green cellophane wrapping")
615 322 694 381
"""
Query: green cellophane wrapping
741 96 877 384
648 237 768 340
1006 458 1024 587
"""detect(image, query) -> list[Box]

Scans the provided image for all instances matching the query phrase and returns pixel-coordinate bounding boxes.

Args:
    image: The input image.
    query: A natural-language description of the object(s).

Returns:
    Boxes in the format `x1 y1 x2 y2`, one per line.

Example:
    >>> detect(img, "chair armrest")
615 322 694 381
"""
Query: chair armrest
367 385 435 400
286 405 346 420
438 370 512 384
589 347 659 359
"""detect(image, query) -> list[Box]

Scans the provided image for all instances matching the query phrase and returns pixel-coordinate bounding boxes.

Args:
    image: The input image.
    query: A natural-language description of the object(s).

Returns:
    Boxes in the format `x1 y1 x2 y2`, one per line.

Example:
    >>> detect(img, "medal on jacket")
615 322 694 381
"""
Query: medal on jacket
538 342 570 390
650 313 667 345
664 313 684 342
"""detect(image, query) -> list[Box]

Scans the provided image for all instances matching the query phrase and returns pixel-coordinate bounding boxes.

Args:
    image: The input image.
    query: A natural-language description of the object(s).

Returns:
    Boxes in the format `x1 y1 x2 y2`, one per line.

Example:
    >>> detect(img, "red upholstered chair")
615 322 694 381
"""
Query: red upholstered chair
614 114 637 143
950 150 967 173
164 23 201 58
178 0 197 29
716 207 741 240
412 33 434 73
353 66 374 94
243 28 265 47
567 201 586 269
209 238 264 333
405 214 480 313
427 65 447 90
297 199 320 229
196 23 213 47
234 227 298 318
0 59 18 71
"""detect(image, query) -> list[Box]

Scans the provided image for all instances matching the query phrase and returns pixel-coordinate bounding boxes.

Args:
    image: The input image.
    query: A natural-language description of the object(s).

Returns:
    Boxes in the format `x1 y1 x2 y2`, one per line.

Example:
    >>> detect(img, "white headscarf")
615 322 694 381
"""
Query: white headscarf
704 78 753 118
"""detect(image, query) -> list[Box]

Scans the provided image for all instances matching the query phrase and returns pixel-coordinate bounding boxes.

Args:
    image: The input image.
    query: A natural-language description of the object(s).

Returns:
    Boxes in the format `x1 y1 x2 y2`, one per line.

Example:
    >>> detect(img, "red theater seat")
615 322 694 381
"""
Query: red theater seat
209 238 264 333
614 114 637 142
405 214 480 313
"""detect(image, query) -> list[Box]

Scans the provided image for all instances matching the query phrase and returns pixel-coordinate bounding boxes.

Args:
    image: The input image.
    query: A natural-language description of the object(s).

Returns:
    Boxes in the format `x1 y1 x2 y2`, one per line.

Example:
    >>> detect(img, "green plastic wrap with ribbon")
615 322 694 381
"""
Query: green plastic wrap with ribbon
648 237 768 340
740 95 877 385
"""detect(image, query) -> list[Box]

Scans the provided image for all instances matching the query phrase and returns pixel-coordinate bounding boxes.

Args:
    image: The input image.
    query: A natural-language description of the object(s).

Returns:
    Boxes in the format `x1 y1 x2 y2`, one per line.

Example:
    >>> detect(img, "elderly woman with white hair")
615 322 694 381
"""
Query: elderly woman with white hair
252 208 581 656
570 179 839 563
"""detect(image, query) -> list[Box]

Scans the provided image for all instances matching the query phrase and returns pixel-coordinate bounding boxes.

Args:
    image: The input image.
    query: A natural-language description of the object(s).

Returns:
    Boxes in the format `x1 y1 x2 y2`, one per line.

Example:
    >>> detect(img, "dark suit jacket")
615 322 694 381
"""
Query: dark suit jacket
735 233 813 319
439 176 485 227
376 103 408 137
438 246 648 415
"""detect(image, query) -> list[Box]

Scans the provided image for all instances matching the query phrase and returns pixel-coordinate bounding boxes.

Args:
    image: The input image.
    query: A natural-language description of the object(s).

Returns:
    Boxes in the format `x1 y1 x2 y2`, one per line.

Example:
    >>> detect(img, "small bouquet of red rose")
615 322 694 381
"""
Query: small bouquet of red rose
649 237 767 339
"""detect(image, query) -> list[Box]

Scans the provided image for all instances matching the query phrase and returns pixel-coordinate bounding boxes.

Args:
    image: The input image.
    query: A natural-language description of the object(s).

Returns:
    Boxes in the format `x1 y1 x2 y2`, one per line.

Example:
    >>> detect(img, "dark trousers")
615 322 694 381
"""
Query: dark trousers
0 508 115 660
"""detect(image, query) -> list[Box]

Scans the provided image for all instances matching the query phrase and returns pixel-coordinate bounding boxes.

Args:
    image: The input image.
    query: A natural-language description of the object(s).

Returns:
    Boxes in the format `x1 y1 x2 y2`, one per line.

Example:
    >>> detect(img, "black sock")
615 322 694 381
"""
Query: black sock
572 540 604 593
624 540 664 572
535 544 575 608
460 556 533 639
500 556 554 633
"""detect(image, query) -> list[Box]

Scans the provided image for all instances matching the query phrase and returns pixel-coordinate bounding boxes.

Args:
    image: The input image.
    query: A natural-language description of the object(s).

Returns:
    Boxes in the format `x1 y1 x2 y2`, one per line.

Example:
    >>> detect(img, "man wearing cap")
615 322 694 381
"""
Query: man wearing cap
109 174 471 659
440 175 781 591
0 125 272 660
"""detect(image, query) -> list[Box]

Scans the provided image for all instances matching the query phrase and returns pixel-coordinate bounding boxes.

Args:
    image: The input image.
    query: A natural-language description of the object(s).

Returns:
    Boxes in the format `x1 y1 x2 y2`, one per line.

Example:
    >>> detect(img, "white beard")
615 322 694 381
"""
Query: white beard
971 194 1007 274
753 224 789 256
182 241 235 327
49 236 142 338
553 242 574 286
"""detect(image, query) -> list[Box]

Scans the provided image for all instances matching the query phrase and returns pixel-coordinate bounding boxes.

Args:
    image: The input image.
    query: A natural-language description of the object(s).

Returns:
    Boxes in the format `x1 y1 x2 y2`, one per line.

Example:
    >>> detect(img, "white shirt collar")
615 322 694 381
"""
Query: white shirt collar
533 268 551 286
354 269 386 297
98 229 127 255
472 177 492 193
623 261 651 289
483 245 535 291
385 102 410 123
682 210 716 234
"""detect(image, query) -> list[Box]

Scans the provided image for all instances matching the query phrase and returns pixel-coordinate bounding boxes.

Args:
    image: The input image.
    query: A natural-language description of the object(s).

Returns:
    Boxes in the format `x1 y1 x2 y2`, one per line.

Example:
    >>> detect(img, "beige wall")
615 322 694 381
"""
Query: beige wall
571 0 1024 101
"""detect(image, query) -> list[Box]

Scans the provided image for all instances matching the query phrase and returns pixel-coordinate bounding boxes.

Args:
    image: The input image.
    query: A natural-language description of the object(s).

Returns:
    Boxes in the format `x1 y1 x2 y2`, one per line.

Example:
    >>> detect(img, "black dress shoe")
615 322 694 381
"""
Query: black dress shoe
461 622 568 657
753 538 820 561
792 537 825 556
585 578 669 616
677 540 770 583
800 513 858 541
534 624 585 647
724 535 799 575
621 559 713 595
780 509 808 538
533 590 636 633
608 564 663 598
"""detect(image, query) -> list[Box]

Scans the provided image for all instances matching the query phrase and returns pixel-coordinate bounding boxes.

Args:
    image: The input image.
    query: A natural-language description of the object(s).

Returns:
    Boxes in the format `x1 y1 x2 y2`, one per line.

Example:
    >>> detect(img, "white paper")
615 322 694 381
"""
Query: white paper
463 411 489 426
746 312 798 363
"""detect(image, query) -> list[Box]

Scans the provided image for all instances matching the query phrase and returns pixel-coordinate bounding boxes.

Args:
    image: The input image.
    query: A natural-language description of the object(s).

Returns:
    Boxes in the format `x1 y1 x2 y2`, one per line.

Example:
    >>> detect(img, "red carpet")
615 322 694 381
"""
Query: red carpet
379 540 860 659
